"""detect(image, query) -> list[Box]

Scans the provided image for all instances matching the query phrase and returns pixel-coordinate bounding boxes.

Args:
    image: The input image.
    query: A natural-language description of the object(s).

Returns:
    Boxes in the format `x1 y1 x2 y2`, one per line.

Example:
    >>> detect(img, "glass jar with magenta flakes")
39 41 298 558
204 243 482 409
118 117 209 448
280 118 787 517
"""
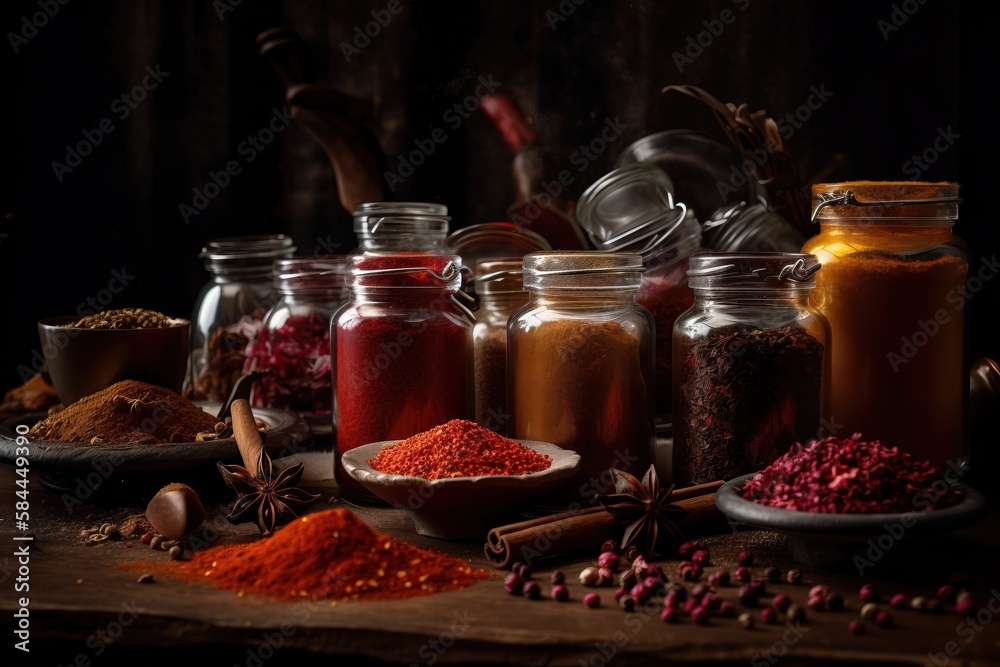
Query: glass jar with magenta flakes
333 253 474 500
804 182 969 468
352 202 450 254
508 252 655 504
245 258 349 432
672 253 829 486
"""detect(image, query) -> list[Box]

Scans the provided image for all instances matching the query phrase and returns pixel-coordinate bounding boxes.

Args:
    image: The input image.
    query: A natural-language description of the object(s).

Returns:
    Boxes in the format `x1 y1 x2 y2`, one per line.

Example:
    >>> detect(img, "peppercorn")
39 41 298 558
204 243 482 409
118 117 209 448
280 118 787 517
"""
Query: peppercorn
761 607 777 624
598 567 615 587
764 567 781 584
583 593 600 609
738 584 760 608
618 570 637 590
739 612 755 629
807 597 825 612
619 594 636 612
786 569 802 585
552 585 569 602
692 606 710 625
647 564 664 580
522 581 541 600
550 571 565 586
631 555 650 579
712 569 731 587
936 584 957 602
598 551 620 572
601 539 618 553
749 581 767 597
738 549 753 566
890 593 908 610
580 567 600 587
643 576 664 596
773 594 792 613
926 598 944 614
703 593 722 611
504 572 524 595
665 583 687 601
692 550 710 567
661 607 679 623
614 588 628 604
683 597 701 615
787 604 806 623
875 610 892 628
513 562 531 579
910 596 928 611
860 603 880 621
720 601 737 618
956 590 973 604
825 592 844 611
630 583 651 606
168 545 183 560
809 584 829 601
849 620 865 635
735 566 752 583
682 563 703 582
859 584 879 603
140 533 154 545
956 598 976 617
690 583 708 601
625 546 642 563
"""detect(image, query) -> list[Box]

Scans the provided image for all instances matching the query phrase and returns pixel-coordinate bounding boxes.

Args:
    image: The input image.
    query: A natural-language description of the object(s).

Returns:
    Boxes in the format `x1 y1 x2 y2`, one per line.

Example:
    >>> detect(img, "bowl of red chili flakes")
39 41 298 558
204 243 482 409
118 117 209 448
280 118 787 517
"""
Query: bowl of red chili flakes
340 419 581 539
715 434 988 568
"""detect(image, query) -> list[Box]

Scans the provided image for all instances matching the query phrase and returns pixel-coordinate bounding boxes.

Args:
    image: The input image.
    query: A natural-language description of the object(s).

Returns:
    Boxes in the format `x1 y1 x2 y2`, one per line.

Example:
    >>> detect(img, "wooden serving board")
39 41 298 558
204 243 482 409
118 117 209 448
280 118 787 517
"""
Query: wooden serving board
2 459 1000 666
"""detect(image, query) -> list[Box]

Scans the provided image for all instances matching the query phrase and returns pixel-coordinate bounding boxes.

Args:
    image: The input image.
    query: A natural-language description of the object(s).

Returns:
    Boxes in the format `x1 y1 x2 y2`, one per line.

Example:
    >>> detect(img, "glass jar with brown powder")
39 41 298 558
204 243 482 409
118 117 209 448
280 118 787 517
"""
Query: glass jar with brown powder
508 252 655 505
803 181 969 469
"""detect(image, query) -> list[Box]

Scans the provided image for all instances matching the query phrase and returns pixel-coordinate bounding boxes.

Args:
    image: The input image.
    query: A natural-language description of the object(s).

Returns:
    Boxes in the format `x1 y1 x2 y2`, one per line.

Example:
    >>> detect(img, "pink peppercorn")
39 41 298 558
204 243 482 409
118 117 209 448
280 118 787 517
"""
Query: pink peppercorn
890 594 908 610
859 584 880 604
936 584 957 602
552 585 569 602
773 594 792 613
692 606 710 625
849 620 865 635
692 550 711 566
875 610 893 628
735 566 752 583
761 607 777 624
583 593 601 608
720 601 737 618
598 551 620 572
661 607 680 623
631 583 651 605
738 549 753 566
956 598 976 617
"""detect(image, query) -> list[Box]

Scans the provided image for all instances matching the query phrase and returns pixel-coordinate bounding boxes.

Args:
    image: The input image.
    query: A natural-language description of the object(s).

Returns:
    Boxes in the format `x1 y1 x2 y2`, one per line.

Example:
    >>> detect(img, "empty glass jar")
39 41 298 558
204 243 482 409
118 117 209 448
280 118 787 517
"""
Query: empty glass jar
352 202 450 253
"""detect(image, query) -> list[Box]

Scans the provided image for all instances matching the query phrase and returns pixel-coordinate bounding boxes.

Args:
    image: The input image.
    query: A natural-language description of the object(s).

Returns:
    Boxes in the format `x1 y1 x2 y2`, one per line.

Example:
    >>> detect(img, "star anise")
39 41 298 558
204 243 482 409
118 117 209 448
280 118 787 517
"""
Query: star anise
217 451 319 537
596 465 687 557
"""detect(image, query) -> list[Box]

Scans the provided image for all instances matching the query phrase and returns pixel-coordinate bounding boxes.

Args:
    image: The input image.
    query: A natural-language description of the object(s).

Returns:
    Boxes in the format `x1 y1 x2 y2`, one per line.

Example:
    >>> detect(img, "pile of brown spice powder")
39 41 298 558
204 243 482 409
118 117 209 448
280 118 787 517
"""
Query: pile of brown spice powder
65 308 182 330
29 380 220 445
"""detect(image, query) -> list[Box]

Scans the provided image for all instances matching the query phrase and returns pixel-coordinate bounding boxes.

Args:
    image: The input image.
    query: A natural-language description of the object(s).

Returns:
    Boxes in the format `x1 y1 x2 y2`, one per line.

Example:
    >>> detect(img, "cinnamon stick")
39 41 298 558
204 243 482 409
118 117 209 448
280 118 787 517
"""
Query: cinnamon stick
484 480 723 569
230 399 264 475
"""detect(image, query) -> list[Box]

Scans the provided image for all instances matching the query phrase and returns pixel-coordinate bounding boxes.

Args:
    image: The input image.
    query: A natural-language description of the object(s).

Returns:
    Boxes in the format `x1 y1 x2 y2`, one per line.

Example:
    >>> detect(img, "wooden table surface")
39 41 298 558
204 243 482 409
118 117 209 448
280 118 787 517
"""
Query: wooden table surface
2 449 1000 666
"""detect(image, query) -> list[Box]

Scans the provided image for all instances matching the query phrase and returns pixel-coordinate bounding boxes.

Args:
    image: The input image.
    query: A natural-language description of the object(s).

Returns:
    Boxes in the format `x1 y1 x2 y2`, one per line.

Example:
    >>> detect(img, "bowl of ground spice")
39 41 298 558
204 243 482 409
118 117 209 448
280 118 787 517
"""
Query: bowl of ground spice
39 308 190 405
715 434 988 565
341 419 580 539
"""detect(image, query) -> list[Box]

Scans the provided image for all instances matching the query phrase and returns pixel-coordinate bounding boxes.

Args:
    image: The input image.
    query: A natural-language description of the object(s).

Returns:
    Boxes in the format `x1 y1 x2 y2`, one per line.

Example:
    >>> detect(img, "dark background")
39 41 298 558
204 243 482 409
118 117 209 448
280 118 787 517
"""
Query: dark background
2 0 997 391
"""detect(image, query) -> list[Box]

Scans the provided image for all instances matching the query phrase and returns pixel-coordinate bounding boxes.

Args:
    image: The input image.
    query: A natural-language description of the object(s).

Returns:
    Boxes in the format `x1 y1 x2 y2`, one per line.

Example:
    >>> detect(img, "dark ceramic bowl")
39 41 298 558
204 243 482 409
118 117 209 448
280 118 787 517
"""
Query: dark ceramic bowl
38 316 190 405
341 440 580 540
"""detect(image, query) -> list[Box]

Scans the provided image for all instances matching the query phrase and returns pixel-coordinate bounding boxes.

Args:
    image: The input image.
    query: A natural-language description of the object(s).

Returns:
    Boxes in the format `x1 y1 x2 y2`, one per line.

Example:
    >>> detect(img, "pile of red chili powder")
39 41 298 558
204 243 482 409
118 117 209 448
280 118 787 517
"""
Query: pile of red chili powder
741 433 945 513
124 508 488 601
367 419 553 480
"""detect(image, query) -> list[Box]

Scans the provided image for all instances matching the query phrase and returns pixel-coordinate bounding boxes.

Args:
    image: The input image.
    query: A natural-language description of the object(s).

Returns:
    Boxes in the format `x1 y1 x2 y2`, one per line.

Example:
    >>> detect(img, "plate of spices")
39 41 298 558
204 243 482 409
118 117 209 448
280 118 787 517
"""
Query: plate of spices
340 419 581 539
0 379 312 476
715 434 988 564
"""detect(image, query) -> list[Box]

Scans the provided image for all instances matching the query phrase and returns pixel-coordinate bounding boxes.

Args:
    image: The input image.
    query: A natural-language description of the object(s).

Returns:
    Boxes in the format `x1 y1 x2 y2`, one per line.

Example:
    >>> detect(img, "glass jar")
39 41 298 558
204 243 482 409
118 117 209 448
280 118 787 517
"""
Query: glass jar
803 181 968 468
702 198 806 252
576 163 702 423
352 202 450 253
333 253 474 499
187 235 296 402
509 252 655 504
244 257 349 430
673 253 829 486
472 258 529 434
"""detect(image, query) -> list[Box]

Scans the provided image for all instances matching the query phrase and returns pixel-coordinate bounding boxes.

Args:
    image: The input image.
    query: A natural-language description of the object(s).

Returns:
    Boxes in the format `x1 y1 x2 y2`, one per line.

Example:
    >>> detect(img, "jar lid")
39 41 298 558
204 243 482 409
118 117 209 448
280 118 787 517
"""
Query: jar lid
353 202 451 235
687 252 820 291
447 222 551 278
811 181 960 222
474 258 525 295
349 253 464 290
200 234 297 278
577 163 677 244
273 257 350 295
522 251 643 290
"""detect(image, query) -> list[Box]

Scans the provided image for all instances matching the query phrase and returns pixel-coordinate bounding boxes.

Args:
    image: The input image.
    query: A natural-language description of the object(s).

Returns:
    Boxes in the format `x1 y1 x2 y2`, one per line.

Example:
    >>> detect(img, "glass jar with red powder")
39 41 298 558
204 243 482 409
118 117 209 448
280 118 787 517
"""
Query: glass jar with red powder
508 252 655 505
244 257 349 432
333 253 474 500
352 202 450 253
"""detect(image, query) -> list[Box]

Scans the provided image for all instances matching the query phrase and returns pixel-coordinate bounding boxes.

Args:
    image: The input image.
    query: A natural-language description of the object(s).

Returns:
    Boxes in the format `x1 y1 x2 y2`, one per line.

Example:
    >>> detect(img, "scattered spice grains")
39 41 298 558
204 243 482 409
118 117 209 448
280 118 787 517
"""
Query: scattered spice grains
65 307 181 329
122 508 488 601
367 419 552 480
741 433 945 513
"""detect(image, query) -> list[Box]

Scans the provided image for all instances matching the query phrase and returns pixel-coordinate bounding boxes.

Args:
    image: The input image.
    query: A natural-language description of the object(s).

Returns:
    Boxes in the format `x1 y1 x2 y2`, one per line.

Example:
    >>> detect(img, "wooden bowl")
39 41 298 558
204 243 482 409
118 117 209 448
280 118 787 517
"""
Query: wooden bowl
341 440 581 540
38 316 190 405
